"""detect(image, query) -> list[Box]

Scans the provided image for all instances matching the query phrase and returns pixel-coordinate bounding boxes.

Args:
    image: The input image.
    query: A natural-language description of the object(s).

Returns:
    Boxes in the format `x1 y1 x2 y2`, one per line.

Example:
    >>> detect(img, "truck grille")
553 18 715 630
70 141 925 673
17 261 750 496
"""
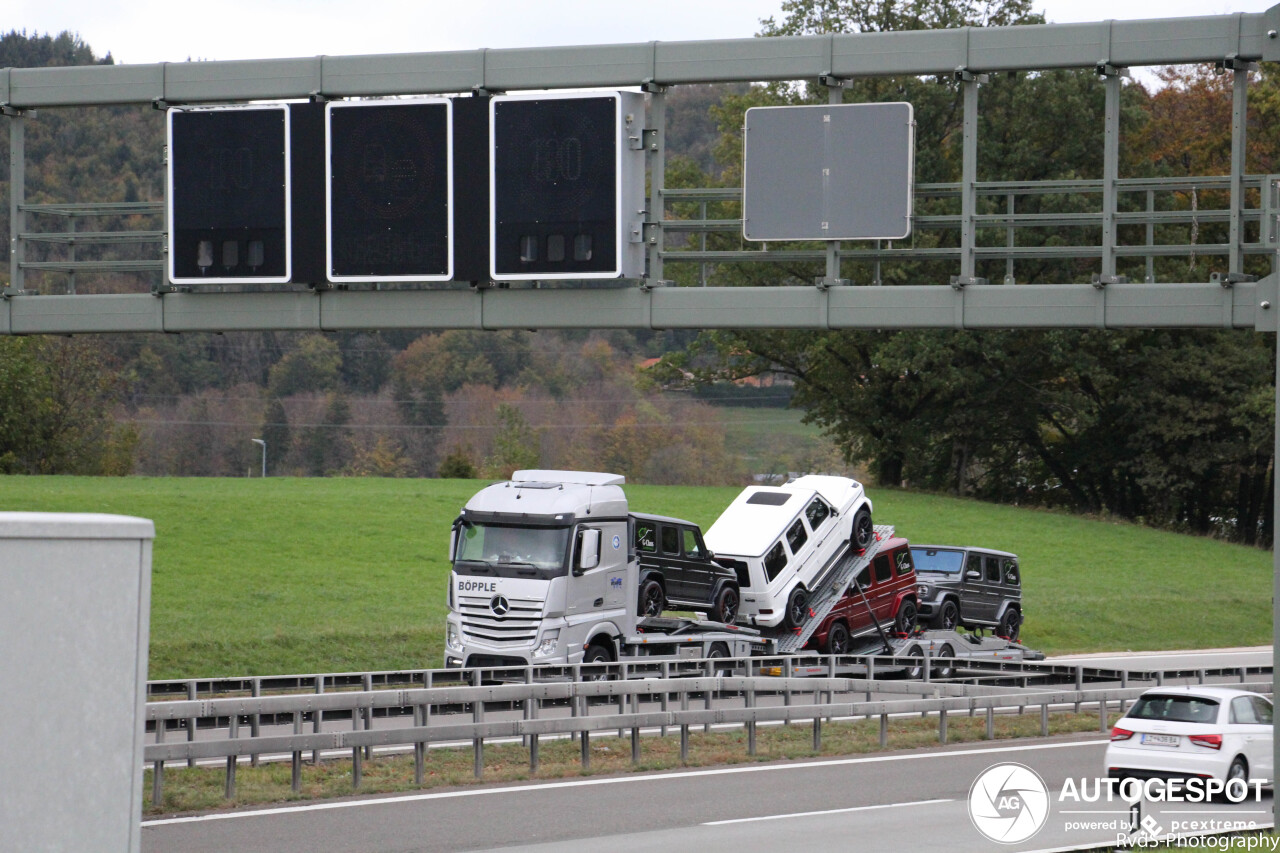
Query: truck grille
458 595 544 645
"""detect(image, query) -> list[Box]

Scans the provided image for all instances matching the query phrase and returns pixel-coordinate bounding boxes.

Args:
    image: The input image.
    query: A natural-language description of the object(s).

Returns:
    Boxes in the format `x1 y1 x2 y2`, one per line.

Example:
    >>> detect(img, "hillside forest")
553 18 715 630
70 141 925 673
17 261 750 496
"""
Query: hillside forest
1 0 1278 547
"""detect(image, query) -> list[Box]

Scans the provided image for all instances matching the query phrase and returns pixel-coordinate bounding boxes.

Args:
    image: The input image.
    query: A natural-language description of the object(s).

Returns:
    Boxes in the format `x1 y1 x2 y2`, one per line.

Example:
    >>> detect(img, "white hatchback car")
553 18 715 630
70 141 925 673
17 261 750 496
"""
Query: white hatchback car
703 475 873 629
1105 686 1273 791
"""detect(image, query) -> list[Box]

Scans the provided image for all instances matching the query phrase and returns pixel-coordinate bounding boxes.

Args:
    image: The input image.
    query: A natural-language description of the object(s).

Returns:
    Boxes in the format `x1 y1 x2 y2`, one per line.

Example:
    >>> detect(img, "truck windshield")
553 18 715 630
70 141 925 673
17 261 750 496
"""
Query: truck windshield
910 548 964 574
454 523 570 579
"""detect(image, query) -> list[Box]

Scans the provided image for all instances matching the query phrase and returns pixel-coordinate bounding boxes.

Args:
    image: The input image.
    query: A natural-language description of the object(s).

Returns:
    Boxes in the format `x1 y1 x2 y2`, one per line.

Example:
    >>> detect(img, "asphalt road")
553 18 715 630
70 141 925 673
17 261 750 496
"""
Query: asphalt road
140 736 1273 853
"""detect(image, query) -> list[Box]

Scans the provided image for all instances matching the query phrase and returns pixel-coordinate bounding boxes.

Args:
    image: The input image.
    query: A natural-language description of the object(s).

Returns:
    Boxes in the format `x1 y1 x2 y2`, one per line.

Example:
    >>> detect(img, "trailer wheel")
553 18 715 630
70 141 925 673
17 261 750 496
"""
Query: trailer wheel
711 584 739 625
894 599 918 635
826 621 850 655
707 642 734 675
931 642 956 679
997 607 1022 642
638 579 665 618
901 644 925 680
851 507 874 551
784 587 808 629
933 600 960 631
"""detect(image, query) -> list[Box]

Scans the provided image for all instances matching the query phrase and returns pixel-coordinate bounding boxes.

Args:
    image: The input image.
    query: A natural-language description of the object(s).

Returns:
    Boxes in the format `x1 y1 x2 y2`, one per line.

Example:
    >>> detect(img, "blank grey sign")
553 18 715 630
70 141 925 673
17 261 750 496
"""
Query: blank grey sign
743 102 914 241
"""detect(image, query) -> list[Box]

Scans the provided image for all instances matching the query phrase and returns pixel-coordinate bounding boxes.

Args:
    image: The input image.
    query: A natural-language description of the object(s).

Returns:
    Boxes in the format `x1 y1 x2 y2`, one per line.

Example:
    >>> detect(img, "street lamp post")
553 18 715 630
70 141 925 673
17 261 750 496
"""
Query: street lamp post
251 438 266 478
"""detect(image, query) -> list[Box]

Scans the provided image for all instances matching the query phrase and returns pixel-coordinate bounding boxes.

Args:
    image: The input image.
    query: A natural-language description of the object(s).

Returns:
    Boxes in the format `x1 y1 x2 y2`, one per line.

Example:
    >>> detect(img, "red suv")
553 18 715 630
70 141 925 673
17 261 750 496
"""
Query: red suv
808 536 919 654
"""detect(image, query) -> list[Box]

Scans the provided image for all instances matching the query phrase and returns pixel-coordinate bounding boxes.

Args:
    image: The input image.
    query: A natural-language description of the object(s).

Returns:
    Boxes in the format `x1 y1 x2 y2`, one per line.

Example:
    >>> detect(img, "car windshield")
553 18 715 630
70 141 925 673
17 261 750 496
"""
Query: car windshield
1126 694 1220 724
454 523 570 579
911 548 964 575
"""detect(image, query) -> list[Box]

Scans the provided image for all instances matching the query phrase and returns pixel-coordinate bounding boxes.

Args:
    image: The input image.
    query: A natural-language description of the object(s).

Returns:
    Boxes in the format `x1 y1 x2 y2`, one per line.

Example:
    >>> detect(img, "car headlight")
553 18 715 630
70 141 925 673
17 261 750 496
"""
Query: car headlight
446 622 464 652
917 584 930 597
533 630 560 657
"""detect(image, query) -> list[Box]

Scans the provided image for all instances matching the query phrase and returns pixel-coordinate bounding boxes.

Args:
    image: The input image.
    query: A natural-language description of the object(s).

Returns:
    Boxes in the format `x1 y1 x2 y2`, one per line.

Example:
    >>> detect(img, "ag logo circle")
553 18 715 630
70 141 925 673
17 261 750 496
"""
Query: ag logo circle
968 762 1050 844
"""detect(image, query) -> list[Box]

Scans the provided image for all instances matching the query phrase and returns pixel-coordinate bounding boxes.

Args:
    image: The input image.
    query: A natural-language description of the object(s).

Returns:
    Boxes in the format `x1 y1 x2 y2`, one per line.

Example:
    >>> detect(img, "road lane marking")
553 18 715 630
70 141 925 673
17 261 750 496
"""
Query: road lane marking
142 739 1106 827
702 798 953 825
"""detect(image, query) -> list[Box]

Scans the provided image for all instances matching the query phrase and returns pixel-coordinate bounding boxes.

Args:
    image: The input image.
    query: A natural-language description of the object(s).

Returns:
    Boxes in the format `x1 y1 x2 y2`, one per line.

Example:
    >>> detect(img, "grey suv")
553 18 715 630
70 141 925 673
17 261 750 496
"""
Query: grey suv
910 545 1022 640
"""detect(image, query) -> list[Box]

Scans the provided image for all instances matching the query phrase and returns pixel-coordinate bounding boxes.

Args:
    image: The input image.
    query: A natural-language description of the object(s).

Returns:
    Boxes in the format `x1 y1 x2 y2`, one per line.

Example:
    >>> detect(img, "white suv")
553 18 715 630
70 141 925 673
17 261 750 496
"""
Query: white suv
703 475 873 629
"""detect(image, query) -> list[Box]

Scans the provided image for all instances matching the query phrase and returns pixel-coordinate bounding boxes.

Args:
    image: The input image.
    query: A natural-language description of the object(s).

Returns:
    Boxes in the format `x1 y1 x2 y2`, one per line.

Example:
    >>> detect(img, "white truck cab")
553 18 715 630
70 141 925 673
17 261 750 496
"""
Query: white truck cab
704 475 873 629
444 470 636 669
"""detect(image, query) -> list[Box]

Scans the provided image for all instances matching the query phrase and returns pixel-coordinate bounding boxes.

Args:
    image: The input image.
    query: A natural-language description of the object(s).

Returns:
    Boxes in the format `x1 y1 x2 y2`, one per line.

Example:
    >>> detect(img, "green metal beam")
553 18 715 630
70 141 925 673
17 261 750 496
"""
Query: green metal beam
1 10 1277 108
0 281 1268 335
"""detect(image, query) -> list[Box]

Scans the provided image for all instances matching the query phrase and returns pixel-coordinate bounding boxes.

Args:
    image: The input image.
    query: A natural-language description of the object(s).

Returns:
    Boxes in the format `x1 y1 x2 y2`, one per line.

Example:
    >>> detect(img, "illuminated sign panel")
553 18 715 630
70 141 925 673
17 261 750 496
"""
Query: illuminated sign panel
490 91 644 280
168 105 291 284
326 98 453 281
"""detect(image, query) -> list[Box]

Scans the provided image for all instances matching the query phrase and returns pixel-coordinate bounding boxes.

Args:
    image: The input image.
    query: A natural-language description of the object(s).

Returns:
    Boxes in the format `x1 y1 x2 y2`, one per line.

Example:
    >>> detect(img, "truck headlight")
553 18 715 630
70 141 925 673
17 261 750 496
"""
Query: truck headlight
446 622 464 652
533 630 560 657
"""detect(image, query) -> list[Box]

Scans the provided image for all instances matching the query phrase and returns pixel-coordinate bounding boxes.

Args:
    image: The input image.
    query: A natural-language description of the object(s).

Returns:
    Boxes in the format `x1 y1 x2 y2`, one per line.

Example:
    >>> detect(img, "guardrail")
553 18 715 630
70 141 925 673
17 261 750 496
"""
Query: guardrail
142 655 1273 808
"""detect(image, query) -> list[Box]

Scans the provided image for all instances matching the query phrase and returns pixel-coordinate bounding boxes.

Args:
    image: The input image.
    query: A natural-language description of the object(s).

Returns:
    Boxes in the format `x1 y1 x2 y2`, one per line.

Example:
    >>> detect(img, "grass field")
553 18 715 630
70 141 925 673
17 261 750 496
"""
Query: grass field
1 476 1270 679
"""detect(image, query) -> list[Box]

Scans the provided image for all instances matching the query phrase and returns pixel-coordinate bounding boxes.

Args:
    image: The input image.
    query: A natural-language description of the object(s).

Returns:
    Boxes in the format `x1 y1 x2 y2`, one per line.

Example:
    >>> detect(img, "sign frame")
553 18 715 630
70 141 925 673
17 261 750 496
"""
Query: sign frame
325 96 455 283
489 90 644 282
167 103 293 285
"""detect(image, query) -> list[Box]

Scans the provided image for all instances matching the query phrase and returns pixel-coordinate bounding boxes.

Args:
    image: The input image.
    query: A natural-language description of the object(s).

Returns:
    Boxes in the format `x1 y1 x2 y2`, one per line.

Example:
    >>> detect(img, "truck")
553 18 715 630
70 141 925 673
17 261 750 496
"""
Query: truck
443 470 1038 676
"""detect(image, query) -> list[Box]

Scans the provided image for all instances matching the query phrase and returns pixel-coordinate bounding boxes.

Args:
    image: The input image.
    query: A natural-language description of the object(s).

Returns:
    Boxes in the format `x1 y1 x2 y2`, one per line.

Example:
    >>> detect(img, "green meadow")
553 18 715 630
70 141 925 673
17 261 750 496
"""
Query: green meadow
1 476 1269 679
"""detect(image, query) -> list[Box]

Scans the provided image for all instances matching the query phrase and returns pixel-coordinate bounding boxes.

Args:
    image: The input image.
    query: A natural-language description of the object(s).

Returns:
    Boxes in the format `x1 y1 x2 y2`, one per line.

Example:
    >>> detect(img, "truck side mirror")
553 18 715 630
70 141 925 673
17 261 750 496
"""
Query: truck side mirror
577 529 601 573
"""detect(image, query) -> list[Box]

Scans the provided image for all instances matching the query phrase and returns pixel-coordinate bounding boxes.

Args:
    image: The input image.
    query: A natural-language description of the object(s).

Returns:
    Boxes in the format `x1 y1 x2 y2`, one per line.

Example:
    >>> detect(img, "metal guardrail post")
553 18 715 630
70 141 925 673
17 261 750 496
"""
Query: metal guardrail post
312 676 324 765
746 684 757 756
631 688 641 764
879 713 888 748
939 708 947 744
291 711 302 793
1041 703 1049 737
472 675 484 780
225 714 238 800
250 677 262 767
1100 699 1109 733
1075 666 1084 712
813 714 822 752
152 719 165 807
186 680 197 768
986 706 995 740
680 687 690 763
1197 669 1206 684
352 703 362 789
363 673 374 760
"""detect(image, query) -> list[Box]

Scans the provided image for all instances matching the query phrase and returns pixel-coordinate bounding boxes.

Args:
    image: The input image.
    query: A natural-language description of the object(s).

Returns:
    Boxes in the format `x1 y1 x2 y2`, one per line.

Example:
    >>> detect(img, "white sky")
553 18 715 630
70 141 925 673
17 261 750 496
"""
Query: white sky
7 1 1277 66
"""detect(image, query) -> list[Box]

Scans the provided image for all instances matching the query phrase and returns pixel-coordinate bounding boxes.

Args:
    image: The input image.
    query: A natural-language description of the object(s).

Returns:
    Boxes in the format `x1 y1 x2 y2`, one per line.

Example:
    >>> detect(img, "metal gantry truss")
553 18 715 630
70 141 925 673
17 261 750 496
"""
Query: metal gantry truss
2 8 1280 333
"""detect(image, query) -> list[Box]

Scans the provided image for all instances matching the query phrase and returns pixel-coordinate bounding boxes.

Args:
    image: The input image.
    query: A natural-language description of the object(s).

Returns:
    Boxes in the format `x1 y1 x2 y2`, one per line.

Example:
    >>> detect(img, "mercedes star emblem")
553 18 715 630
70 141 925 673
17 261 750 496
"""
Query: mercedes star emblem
490 595 510 617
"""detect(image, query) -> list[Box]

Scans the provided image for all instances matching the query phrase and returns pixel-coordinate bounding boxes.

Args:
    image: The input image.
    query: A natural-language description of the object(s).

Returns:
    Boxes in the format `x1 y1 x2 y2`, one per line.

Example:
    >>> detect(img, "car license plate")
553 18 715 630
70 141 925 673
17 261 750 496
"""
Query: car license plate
1142 733 1179 746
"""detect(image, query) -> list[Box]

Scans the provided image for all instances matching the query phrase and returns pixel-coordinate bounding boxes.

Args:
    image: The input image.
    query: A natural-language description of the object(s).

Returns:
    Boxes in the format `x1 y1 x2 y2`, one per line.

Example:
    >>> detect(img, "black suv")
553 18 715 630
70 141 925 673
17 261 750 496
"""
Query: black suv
632 513 740 624
910 545 1023 640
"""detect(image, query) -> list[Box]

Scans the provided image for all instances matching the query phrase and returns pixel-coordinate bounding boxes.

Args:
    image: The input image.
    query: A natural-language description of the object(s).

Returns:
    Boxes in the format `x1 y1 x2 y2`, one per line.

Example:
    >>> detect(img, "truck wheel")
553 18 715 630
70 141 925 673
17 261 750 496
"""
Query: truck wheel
998 607 1021 642
638 579 665 618
894 599 918 635
933 600 960 631
712 585 740 624
826 621 850 655
851 507 874 551
784 587 808 629
581 643 615 681
931 642 956 679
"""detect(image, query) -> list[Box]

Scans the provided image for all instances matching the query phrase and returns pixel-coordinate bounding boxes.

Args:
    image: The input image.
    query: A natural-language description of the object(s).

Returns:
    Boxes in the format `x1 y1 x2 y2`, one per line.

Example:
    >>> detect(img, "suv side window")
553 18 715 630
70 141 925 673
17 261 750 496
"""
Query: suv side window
786 519 808 553
804 498 831 530
660 525 680 555
965 552 983 579
894 549 913 575
873 555 891 584
764 541 788 581
682 528 704 559
636 523 656 553
984 556 1001 583
1002 559 1020 586
854 565 871 590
